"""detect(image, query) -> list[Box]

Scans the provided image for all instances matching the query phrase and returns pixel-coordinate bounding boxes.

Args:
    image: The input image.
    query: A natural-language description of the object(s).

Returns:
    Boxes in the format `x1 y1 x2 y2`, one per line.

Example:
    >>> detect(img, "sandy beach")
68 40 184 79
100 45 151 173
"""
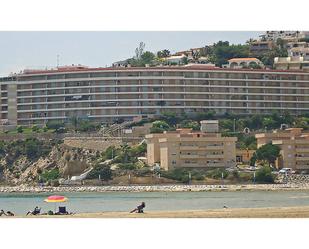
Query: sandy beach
71 206 309 218
7 206 309 218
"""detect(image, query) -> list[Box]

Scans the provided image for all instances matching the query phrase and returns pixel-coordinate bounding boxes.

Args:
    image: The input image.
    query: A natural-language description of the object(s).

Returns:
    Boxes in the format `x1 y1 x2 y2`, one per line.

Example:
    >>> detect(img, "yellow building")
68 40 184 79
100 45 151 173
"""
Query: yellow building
236 149 256 164
146 127 237 170
255 128 309 171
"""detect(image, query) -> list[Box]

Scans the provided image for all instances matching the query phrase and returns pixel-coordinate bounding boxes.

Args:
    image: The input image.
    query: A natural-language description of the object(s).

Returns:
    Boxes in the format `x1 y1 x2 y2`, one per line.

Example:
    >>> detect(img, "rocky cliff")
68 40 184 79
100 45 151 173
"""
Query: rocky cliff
0 141 98 185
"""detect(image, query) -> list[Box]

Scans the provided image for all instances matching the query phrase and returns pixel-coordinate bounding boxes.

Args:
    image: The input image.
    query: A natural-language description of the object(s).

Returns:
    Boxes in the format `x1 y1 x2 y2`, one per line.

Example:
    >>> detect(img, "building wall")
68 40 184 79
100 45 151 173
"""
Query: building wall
236 149 256 163
145 135 162 165
7 83 17 125
256 128 309 171
2 67 309 126
147 130 237 170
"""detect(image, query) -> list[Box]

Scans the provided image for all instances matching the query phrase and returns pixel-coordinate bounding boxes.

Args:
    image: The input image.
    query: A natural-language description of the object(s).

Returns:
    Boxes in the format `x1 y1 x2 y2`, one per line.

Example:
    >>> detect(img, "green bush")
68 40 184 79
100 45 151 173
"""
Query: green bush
150 126 165 134
31 125 40 133
206 169 228 179
239 172 253 182
134 167 152 177
255 166 274 183
194 174 205 181
17 126 23 133
161 168 191 183
87 164 112 180
117 163 137 170
41 168 60 182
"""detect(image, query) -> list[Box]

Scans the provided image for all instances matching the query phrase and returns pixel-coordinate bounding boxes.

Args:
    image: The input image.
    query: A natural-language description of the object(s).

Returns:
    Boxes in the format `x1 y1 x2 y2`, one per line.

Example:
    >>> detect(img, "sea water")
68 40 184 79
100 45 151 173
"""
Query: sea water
1 190 309 215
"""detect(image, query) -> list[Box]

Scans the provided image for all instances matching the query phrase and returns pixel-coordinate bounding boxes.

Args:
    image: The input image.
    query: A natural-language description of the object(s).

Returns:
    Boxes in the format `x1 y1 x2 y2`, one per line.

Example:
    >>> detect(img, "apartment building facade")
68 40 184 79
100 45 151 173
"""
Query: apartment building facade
146 128 237 170
2 65 309 127
256 128 309 171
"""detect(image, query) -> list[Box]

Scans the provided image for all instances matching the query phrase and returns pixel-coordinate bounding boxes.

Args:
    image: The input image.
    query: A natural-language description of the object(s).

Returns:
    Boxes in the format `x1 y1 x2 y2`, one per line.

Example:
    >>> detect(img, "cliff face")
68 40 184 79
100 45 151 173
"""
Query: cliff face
0 143 98 185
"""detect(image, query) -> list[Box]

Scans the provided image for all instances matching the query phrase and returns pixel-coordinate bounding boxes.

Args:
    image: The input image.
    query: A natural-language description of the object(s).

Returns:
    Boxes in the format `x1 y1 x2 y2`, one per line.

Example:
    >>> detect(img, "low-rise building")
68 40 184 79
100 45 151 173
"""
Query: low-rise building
255 128 309 171
164 55 187 64
274 56 309 71
200 120 219 133
236 149 256 164
286 41 308 51
249 40 275 56
146 125 237 170
289 47 309 60
224 58 264 69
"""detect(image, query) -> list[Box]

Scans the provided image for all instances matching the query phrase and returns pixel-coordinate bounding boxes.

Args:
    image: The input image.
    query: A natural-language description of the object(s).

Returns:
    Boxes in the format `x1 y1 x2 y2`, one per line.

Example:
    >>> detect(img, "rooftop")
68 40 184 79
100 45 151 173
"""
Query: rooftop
5 64 309 78
228 58 260 62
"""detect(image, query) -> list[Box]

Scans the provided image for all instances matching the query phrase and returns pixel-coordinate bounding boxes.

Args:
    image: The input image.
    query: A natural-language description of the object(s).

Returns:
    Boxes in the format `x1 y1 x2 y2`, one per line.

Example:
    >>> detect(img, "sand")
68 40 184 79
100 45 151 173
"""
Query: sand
8 206 309 218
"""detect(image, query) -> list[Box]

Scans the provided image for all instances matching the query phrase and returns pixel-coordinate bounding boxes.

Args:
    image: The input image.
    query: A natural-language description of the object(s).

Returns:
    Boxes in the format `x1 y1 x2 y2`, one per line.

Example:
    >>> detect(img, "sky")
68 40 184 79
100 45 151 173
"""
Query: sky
0 31 261 76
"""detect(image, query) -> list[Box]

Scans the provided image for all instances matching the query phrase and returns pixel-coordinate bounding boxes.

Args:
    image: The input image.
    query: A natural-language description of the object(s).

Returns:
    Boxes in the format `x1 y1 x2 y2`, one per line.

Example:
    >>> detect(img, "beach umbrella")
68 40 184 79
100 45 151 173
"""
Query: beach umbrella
44 195 68 213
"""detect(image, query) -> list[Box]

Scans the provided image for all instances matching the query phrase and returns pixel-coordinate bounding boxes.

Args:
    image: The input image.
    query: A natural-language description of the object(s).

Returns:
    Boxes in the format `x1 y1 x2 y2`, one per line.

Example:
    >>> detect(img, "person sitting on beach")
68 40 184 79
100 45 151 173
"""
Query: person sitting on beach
26 206 41 216
0 209 7 216
6 211 14 216
130 202 146 213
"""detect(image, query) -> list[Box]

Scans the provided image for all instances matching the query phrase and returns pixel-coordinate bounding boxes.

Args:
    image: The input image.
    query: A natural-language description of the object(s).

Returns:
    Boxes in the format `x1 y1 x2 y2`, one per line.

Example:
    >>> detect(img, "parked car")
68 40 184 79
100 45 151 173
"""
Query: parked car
279 168 295 174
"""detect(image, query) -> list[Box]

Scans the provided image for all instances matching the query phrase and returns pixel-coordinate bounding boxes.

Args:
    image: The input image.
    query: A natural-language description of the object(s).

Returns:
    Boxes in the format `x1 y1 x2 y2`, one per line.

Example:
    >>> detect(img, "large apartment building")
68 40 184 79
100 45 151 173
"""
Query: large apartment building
146 128 237 170
1 65 309 127
256 128 309 171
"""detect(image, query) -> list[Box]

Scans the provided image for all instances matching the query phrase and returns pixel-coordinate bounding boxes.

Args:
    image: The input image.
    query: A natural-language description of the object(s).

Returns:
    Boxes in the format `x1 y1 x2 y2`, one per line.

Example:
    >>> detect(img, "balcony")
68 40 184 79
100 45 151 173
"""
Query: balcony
295 148 309 152
295 164 309 170
180 154 199 159
296 156 309 161
204 145 224 150
205 163 225 168
205 154 224 159
180 146 198 150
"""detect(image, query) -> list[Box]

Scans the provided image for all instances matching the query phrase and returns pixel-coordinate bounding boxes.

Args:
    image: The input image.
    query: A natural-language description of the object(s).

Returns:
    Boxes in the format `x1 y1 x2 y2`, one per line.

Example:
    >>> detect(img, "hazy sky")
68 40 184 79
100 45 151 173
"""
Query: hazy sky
0 31 261 76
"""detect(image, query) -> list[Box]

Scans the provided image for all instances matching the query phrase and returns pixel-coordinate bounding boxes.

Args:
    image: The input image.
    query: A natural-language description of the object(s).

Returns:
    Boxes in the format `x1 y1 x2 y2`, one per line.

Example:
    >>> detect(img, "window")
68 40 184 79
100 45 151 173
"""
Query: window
172 160 176 165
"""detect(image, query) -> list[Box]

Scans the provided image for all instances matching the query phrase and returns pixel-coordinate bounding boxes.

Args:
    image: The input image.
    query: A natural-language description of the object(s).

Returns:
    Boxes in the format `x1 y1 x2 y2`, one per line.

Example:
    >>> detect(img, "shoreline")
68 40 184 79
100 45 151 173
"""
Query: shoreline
8 206 309 218
1 183 309 193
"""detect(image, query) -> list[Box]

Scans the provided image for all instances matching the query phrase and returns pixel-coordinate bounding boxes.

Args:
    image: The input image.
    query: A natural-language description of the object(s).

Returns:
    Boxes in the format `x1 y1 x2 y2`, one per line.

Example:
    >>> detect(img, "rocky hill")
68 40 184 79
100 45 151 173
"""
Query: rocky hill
0 138 98 185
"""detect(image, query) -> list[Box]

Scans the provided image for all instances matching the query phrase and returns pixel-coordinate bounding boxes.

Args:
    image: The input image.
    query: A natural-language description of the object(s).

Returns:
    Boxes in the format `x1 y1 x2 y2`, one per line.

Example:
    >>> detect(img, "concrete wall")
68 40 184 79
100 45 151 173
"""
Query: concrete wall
63 137 122 151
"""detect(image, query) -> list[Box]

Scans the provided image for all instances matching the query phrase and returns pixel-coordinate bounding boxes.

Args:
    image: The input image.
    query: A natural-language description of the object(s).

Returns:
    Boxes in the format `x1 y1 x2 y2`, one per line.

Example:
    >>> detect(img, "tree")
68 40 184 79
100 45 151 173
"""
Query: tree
135 42 145 60
87 164 112 181
17 126 23 133
195 111 216 121
179 120 200 130
152 120 170 129
140 51 155 65
46 121 65 132
78 120 96 132
255 166 274 183
255 143 281 166
208 41 250 66
129 42 156 67
259 47 288 67
157 49 170 58
119 143 131 163
181 56 189 65
160 111 180 126
32 125 40 133
220 119 234 132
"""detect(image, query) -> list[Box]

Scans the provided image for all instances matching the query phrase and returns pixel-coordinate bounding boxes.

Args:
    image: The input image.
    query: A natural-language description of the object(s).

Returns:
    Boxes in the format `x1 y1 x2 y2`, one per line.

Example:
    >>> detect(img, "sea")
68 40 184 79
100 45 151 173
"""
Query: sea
1 190 309 215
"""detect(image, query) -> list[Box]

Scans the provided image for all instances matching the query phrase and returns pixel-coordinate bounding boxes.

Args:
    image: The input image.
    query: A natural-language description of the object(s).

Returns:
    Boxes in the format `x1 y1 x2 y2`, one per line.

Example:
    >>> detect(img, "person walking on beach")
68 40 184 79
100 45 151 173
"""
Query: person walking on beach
130 202 146 213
